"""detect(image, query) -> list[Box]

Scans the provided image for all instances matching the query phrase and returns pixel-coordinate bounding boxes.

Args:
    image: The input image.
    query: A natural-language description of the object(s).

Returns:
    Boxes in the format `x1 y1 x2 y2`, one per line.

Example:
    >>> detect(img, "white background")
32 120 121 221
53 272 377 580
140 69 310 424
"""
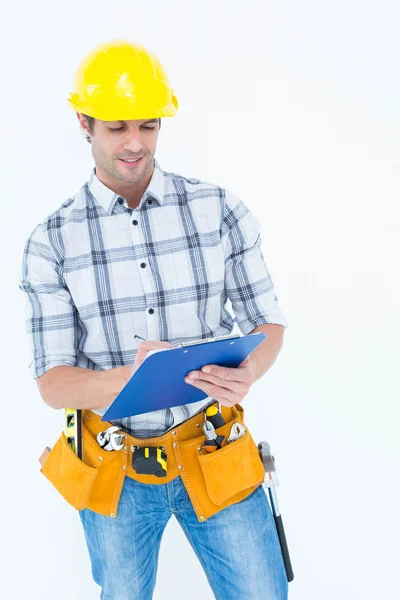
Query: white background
2 1 399 598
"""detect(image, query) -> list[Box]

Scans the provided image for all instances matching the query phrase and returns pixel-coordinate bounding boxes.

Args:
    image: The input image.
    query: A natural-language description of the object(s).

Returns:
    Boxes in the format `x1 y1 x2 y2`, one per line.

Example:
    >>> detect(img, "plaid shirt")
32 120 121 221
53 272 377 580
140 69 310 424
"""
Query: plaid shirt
19 159 287 437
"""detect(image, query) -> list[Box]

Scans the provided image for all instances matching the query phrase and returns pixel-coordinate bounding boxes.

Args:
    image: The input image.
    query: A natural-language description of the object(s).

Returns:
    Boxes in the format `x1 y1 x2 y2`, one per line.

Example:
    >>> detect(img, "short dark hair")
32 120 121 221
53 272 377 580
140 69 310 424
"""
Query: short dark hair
81 115 161 144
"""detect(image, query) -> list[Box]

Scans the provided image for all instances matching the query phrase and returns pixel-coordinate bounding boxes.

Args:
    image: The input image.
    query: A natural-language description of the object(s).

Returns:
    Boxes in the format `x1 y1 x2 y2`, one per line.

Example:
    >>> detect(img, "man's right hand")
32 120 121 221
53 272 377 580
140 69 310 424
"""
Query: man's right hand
120 340 174 384
37 341 174 411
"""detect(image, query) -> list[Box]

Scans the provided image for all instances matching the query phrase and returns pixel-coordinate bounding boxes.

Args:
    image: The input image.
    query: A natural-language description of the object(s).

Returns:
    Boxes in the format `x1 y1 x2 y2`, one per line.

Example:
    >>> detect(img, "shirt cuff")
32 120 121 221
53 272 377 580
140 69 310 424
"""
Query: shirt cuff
237 310 288 336
29 354 77 379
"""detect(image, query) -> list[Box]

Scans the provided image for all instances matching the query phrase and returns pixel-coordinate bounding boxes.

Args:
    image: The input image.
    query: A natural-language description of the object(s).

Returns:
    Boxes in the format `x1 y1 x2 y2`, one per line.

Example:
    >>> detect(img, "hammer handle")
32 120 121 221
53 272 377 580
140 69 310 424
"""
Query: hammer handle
273 514 294 582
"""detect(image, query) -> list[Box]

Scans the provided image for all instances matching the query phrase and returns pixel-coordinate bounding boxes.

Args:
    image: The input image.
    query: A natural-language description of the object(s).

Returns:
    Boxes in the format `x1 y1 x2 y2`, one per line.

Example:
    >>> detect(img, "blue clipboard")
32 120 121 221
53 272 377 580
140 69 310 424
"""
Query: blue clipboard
102 332 266 421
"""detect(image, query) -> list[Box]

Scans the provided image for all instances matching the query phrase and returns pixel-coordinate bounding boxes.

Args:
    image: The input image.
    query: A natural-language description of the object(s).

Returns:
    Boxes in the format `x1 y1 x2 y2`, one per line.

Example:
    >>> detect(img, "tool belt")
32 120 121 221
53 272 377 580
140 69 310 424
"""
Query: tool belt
39 401 265 522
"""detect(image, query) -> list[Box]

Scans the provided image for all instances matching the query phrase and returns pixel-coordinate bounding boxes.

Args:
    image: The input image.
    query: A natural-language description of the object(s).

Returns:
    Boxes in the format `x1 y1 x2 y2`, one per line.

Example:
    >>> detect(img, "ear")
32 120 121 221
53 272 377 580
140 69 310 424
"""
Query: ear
76 113 90 137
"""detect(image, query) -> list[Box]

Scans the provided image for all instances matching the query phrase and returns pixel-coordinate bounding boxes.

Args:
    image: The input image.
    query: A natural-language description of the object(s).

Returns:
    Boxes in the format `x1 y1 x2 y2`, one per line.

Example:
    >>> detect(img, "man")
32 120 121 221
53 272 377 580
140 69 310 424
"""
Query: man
20 39 289 599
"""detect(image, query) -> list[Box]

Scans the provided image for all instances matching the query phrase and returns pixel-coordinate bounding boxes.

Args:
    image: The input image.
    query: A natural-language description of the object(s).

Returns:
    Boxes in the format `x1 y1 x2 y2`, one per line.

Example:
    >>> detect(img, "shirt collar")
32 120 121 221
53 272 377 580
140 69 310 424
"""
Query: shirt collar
87 158 165 214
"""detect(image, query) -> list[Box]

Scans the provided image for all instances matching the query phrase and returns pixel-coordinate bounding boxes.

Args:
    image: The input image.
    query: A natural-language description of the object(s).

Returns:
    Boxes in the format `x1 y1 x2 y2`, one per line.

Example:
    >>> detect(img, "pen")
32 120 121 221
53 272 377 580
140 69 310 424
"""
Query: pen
134 335 147 342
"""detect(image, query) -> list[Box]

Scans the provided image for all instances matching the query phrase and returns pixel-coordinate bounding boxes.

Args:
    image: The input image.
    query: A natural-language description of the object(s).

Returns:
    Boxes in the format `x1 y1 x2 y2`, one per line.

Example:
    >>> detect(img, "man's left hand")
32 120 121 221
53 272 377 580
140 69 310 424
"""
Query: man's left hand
184 357 257 407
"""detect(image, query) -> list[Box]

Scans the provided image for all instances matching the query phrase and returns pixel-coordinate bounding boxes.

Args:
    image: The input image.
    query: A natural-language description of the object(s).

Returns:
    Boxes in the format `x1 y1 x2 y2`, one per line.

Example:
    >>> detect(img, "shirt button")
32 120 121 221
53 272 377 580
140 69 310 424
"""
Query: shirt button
148 308 154 314
140 263 146 269
132 220 138 226
148 199 153 205
118 197 124 205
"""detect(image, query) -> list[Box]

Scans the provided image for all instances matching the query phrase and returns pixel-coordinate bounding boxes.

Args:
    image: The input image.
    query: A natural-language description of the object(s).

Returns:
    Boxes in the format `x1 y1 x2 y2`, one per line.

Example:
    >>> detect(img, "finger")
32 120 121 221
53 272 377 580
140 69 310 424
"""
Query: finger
134 340 173 368
138 340 173 351
185 379 241 405
136 340 173 359
198 363 252 384
186 372 249 396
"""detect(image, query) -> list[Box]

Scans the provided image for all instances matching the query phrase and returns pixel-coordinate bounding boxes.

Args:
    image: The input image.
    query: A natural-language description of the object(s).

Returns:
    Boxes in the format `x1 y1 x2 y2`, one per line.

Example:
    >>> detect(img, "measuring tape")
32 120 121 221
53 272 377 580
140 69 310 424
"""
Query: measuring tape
132 446 167 477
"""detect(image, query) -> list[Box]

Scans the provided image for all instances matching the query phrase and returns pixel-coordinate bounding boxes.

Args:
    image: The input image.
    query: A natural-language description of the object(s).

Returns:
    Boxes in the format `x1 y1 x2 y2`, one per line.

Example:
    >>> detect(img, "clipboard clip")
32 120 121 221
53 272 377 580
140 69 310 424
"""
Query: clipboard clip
176 333 240 348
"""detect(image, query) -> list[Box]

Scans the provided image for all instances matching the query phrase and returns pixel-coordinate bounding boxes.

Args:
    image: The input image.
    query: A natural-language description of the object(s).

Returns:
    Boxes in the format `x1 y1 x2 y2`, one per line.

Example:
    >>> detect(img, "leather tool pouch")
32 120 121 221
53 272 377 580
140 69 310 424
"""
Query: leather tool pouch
39 430 100 510
188 403 266 514
39 421 126 515
197 425 265 506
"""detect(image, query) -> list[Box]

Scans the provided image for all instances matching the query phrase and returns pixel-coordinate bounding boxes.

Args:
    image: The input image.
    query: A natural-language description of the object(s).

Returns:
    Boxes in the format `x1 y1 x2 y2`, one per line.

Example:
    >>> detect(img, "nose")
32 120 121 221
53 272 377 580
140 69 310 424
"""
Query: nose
122 127 143 154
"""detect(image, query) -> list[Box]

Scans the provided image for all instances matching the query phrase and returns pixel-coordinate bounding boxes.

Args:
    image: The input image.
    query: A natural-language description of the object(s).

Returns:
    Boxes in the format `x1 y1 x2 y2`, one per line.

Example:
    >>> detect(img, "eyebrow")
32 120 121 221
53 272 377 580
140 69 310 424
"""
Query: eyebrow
114 119 158 125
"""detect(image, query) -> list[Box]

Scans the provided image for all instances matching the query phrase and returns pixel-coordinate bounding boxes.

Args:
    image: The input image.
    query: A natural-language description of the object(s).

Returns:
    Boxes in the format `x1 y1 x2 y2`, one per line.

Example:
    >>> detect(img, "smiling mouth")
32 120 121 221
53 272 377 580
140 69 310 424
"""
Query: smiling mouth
118 156 144 164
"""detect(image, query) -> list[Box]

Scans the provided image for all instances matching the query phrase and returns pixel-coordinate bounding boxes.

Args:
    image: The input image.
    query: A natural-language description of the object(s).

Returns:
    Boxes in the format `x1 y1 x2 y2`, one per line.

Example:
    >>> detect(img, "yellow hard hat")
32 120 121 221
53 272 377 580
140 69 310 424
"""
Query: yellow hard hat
67 39 178 121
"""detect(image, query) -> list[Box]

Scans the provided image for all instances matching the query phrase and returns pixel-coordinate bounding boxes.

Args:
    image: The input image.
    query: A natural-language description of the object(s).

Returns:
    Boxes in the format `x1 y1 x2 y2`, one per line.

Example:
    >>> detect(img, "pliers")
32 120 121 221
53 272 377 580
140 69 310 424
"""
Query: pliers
202 420 225 453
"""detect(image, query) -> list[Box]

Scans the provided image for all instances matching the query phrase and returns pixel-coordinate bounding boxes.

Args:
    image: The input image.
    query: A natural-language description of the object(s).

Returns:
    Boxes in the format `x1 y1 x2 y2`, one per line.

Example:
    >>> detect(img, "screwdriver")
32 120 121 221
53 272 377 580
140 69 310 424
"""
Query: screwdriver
205 404 225 429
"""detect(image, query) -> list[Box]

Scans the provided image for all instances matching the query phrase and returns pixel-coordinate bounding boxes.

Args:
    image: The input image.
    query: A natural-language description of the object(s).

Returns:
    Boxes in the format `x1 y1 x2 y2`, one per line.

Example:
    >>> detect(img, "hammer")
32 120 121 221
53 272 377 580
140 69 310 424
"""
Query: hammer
258 441 294 583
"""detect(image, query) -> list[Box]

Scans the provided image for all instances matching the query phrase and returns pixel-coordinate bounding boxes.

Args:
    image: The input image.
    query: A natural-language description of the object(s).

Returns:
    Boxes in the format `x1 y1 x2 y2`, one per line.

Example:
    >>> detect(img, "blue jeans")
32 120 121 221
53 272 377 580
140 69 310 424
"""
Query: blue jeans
79 475 288 599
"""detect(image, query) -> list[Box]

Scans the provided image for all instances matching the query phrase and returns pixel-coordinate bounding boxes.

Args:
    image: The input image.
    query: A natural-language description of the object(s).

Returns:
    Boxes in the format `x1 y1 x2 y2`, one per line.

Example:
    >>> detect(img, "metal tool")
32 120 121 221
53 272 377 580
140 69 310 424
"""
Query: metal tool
258 441 294 582
97 426 125 452
227 422 246 443
202 420 225 452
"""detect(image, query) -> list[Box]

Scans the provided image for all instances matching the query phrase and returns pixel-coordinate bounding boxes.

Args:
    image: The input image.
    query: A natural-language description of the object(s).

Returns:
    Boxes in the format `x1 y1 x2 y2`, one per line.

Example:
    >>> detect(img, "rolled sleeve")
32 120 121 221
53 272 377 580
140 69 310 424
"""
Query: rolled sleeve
19 223 78 379
222 190 288 335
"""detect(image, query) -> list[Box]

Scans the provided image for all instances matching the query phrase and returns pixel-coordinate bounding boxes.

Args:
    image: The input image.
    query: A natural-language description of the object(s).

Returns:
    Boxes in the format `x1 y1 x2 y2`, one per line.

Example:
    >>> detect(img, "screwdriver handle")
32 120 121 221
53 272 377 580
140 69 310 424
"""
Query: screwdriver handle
205 405 225 429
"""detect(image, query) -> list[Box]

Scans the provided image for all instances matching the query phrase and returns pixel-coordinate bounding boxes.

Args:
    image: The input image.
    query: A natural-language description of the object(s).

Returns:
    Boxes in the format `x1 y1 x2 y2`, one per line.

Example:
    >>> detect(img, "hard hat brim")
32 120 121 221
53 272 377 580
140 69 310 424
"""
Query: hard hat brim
68 94 178 121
